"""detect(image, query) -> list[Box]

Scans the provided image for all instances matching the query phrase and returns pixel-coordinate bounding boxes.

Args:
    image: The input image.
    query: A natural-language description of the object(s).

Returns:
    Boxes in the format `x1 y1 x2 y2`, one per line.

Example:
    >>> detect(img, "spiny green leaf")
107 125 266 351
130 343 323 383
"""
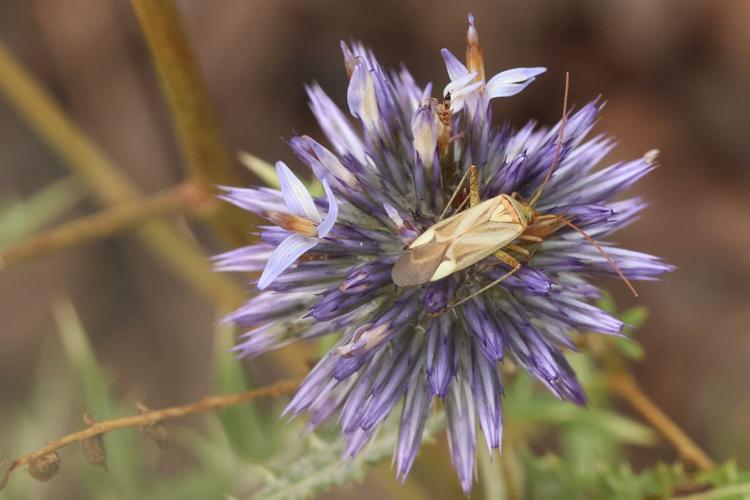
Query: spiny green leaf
252 412 446 500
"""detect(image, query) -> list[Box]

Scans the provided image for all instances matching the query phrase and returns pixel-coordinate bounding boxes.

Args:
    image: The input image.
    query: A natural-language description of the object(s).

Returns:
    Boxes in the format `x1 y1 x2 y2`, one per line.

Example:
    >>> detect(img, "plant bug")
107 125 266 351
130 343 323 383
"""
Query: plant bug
391 73 638 307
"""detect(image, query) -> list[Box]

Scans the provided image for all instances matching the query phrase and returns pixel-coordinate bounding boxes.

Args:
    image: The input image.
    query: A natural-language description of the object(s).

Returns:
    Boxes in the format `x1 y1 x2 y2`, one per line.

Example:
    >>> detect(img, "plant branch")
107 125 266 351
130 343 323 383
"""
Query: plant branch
607 370 715 471
129 0 251 245
0 38 241 306
1 378 301 489
0 182 211 268
0 39 309 375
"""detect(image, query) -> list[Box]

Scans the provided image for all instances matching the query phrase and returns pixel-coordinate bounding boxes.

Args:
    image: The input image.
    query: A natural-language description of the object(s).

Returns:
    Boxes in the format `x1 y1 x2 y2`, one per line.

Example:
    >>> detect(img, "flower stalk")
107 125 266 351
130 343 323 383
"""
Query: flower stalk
0 378 301 490
129 0 252 246
0 182 213 269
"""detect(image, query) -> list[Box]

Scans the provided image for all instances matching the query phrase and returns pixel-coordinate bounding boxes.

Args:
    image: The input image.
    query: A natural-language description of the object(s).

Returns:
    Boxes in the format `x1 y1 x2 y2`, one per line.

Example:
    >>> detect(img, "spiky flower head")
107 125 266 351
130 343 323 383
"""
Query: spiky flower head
215 15 672 493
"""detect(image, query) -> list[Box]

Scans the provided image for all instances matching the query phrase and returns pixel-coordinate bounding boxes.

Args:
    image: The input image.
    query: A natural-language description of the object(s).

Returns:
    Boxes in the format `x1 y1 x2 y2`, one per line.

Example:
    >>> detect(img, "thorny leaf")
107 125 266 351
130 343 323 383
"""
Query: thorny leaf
252 411 445 500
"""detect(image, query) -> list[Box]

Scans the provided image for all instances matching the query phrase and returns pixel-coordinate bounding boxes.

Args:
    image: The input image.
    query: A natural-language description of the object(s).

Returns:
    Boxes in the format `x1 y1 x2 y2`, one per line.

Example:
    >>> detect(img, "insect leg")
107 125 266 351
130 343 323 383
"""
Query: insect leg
505 243 530 256
518 234 543 243
437 165 476 221
469 164 480 207
450 251 521 308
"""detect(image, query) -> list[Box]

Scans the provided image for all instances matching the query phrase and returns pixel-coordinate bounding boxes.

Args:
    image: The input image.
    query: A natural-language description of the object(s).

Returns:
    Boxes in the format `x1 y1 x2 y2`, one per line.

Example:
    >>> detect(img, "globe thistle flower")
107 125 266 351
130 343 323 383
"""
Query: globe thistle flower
215 15 672 493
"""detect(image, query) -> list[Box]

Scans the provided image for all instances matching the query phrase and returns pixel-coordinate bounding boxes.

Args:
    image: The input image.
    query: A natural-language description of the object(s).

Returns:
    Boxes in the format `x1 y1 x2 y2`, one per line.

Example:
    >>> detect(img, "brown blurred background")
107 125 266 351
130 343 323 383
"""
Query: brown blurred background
0 0 748 497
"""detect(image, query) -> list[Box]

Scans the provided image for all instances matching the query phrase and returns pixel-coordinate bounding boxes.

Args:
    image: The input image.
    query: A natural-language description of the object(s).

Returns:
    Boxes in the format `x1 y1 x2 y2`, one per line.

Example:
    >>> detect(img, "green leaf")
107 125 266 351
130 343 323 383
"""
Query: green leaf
596 290 617 314
238 152 279 188
237 151 323 196
0 177 83 248
252 412 446 500
213 321 278 459
52 298 141 497
614 337 645 361
620 306 649 329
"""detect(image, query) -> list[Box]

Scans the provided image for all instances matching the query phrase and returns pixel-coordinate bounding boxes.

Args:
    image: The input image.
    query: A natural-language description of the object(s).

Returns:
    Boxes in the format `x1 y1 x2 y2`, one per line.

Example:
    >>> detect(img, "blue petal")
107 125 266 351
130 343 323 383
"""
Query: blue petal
306 83 368 164
443 71 479 97
276 161 320 222
440 48 469 80
486 67 546 98
257 233 318 290
317 179 339 237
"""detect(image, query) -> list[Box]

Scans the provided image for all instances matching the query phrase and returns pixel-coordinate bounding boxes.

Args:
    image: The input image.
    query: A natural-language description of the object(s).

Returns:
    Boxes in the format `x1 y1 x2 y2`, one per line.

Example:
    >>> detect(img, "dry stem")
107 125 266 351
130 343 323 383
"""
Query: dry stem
608 371 715 471
0 37 308 376
0 39 243 308
130 0 251 245
0 182 210 268
1 379 300 488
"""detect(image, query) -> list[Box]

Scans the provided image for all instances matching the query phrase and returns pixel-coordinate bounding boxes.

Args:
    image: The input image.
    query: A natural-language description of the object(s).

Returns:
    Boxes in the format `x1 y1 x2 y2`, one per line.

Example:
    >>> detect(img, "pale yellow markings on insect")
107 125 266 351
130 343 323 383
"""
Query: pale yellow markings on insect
500 195 528 225
430 260 457 281
455 198 500 235
409 227 436 249
444 222 524 272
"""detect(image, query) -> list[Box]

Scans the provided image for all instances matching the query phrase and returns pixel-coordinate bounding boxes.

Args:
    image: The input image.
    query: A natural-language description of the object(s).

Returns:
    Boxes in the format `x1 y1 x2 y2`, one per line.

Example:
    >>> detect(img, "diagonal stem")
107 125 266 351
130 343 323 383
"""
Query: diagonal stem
129 0 251 245
0 182 209 268
607 370 715 471
0 378 301 489
0 38 241 307
0 39 308 375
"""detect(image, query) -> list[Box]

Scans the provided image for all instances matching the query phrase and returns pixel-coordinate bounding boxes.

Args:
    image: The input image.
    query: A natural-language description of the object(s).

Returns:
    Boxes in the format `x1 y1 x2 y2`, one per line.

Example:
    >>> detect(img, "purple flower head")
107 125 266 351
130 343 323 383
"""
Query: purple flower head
216 15 672 494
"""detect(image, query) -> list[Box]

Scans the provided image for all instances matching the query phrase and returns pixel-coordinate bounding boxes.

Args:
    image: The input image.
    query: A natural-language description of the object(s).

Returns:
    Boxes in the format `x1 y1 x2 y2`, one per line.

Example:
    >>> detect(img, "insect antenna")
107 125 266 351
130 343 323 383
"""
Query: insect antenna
550 215 639 297
529 72 570 208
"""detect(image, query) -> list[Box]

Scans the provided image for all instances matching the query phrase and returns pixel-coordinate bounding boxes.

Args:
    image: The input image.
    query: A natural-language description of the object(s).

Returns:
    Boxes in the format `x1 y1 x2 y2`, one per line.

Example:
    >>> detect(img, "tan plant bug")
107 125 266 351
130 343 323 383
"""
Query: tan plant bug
391 73 638 307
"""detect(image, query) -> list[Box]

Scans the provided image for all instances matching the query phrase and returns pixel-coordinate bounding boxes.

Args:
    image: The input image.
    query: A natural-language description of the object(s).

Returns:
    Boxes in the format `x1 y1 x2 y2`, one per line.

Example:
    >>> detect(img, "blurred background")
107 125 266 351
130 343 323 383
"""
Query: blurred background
0 0 748 498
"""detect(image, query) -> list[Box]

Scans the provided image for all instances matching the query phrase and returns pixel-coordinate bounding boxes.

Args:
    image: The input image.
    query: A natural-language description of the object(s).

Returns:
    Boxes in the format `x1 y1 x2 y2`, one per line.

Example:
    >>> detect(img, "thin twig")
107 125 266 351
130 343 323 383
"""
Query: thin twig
607 371 715 471
0 39 308 375
1 378 301 487
0 38 240 307
129 0 250 245
0 182 211 268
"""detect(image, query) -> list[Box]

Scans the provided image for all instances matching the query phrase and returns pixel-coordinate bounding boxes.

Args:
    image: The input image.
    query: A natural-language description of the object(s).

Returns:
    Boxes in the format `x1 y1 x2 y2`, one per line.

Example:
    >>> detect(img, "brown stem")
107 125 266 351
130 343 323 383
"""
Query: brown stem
0 39 308 375
0 182 211 269
129 0 250 245
607 371 715 471
0 38 242 307
1 378 300 488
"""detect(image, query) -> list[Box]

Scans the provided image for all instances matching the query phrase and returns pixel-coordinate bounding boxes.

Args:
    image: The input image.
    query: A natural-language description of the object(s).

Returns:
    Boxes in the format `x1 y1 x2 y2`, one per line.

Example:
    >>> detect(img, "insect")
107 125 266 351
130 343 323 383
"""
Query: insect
391 73 637 307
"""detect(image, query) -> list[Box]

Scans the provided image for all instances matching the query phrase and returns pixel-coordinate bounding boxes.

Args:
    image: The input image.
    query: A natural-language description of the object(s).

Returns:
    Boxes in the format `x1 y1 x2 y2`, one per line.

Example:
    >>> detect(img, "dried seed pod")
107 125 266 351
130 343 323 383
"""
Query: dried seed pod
136 404 169 449
27 452 61 482
142 421 169 450
81 414 108 468
81 435 107 468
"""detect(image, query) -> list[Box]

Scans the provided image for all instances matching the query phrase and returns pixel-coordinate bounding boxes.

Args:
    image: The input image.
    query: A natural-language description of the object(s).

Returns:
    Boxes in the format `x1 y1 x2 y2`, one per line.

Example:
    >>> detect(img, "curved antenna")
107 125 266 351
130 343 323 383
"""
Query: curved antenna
550 215 639 297
530 72 570 207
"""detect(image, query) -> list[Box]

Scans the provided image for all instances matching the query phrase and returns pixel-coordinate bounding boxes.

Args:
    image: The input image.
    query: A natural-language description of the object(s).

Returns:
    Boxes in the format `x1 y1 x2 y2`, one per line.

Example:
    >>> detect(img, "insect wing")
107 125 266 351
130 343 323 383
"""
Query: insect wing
444 221 524 274
430 197 503 244
393 195 524 286
391 242 448 287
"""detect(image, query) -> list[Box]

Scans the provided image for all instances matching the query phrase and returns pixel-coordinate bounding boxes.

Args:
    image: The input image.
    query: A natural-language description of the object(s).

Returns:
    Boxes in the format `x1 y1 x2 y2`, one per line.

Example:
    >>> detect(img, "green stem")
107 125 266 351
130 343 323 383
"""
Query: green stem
129 0 251 245
0 38 244 308
0 182 209 268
